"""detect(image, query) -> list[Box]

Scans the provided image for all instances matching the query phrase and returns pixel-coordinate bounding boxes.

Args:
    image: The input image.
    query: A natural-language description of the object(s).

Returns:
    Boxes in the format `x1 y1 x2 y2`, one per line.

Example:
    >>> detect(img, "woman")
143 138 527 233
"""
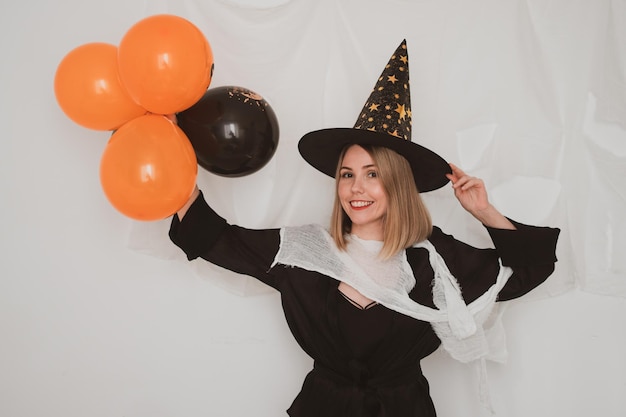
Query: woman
169 40 560 416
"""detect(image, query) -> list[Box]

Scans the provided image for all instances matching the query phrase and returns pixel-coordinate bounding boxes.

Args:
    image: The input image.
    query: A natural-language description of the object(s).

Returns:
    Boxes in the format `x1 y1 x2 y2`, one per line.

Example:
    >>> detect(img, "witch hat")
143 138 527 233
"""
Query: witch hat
298 40 450 192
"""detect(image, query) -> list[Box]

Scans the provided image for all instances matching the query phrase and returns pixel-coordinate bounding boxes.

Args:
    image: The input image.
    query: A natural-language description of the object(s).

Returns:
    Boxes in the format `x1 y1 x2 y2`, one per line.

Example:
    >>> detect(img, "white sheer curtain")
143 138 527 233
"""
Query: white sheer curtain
127 0 625 299
1 1 624 417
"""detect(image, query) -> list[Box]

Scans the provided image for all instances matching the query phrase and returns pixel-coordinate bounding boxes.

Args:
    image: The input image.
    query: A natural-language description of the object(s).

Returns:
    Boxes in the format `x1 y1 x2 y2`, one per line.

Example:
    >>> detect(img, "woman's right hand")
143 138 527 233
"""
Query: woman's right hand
176 184 200 220
166 113 200 220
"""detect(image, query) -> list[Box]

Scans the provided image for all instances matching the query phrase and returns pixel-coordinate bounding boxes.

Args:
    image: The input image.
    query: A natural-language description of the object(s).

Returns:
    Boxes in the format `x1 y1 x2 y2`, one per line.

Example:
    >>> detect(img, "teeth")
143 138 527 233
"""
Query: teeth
351 201 372 207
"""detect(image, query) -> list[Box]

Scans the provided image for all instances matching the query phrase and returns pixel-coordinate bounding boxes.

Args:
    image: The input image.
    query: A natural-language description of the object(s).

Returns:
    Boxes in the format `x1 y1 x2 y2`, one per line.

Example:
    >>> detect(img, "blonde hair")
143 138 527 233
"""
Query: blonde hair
330 145 433 259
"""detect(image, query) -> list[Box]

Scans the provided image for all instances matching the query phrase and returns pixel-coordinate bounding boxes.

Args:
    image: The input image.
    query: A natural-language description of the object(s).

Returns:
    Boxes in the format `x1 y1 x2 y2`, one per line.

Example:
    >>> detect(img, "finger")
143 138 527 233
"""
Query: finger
449 164 473 189
445 169 457 183
447 164 462 185
459 177 484 191
451 172 473 189
449 163 467 179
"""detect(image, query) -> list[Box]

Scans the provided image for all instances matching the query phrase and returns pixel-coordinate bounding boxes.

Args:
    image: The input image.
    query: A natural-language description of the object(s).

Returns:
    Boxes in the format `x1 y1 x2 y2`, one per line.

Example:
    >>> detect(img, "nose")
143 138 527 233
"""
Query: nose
351 175 364 193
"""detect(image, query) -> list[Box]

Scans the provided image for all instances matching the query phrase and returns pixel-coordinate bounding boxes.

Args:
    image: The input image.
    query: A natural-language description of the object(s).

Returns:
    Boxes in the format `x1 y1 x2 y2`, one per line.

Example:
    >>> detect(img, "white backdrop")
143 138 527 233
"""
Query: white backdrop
1 0 625 416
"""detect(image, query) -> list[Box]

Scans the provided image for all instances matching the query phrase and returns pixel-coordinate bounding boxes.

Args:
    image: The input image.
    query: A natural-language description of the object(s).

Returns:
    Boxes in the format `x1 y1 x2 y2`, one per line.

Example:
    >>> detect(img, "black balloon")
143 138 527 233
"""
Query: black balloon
177 86 280 177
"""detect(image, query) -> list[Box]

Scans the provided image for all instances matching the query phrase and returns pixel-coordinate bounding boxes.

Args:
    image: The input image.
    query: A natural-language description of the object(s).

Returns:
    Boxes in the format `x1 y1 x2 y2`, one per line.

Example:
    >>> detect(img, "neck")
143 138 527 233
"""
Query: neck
349 225 384 241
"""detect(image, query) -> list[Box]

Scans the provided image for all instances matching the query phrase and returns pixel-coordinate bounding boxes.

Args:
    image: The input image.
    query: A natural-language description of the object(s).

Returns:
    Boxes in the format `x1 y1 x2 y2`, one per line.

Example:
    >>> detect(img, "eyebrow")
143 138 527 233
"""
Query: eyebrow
339 163 377 170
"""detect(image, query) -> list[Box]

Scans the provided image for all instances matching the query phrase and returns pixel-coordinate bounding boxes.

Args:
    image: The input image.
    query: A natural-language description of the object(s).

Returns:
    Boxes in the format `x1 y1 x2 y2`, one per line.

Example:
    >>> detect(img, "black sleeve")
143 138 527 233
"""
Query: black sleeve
430 219 560 303
169 191 228 261
168 191 283 290
485 219 559 267
487 219 560 301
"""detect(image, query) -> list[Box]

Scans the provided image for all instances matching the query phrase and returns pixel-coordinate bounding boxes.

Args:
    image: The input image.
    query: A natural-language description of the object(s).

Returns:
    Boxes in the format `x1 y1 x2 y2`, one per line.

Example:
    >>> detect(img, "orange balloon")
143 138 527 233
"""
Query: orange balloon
100 114 198 221
54 42 146 130
117 14 214 115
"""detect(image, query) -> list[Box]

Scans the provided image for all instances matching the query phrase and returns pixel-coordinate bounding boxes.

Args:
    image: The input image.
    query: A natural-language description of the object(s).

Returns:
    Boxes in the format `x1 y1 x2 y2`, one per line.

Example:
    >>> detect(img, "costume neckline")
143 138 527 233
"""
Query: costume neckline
348 234 384 252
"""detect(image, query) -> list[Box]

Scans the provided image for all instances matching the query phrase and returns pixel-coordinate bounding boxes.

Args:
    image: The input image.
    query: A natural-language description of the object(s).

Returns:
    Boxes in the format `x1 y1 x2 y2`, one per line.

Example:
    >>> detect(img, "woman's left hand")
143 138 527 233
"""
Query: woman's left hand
446 163 516 229
446 163 490 215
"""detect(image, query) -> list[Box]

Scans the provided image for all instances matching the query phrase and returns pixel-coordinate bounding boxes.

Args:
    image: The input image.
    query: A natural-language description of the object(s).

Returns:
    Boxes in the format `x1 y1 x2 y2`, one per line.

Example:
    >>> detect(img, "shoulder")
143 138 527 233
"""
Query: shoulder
426 225 458 253
429 225 448 242
406 225 462 265
280 223 331 244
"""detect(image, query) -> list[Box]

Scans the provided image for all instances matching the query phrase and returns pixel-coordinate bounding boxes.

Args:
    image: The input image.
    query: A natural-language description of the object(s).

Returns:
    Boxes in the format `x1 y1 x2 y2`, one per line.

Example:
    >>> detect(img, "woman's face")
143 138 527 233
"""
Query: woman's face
337 145 388 241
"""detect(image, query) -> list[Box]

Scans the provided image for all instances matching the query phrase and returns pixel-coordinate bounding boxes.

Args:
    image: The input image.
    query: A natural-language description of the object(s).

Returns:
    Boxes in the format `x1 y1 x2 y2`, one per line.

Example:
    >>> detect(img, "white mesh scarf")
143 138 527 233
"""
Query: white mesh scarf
271 224 513 413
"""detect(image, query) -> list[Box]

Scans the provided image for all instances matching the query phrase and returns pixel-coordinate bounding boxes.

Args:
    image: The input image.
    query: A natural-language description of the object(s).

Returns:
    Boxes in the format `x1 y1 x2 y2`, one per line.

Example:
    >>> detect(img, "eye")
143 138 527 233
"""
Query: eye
340 171 353 179
367 170 378 178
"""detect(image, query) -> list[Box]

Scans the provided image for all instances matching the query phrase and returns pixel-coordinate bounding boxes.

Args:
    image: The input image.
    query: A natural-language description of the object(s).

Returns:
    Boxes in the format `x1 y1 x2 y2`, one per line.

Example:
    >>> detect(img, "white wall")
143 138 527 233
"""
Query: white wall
1 1 625 416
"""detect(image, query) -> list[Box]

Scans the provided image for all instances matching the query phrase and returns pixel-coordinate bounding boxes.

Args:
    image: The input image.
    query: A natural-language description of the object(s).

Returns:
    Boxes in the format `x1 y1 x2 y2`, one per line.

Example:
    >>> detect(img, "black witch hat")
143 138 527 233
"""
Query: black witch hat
298 40 450 192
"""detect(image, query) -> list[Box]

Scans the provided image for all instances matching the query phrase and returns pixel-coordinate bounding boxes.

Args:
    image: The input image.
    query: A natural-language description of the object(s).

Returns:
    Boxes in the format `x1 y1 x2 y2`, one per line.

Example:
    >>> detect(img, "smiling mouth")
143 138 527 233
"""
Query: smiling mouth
350 200 373 208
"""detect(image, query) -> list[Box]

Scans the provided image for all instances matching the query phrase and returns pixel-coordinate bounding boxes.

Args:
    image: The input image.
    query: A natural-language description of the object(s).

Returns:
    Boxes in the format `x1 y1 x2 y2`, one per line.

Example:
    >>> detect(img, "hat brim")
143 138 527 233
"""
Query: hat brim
298 128 451 192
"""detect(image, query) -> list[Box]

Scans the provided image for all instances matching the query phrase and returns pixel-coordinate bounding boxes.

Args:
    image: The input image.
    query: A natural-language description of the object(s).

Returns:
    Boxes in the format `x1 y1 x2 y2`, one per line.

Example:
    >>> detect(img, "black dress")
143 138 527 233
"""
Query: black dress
169 192 560 417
